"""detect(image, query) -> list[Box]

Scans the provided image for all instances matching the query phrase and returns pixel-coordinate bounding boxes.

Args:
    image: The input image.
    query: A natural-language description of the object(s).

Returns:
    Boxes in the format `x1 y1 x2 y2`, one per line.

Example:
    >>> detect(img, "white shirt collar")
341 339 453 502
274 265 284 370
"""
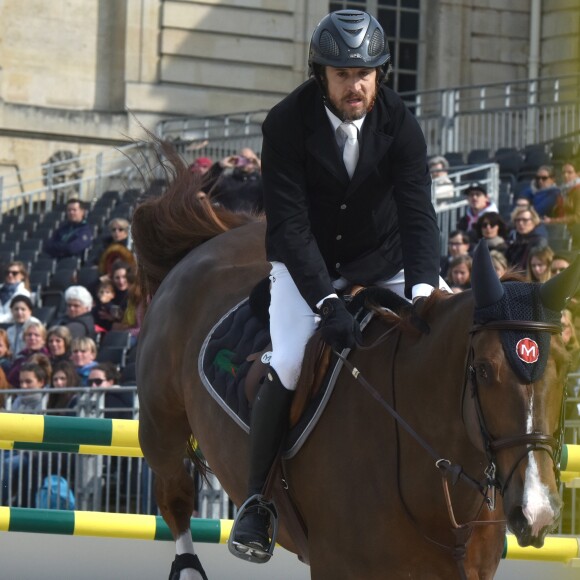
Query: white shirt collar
324 107 366 133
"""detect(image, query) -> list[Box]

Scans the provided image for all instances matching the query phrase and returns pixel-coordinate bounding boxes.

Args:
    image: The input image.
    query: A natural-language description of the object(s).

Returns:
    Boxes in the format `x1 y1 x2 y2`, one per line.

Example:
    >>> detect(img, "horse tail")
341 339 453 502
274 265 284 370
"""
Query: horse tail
186 435 210 481
131 139 257 299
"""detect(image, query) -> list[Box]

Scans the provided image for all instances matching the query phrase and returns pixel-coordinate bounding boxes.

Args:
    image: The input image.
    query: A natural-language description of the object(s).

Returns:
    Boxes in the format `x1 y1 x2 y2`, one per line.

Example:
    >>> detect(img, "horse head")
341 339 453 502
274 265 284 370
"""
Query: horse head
463 242 580 548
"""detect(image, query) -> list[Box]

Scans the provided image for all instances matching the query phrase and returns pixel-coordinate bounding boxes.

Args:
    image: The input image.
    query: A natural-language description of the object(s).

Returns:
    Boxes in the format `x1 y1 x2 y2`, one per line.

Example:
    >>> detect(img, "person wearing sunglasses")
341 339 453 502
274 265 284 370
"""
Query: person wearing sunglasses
505 205 549 272
0 261 31 323
87 362 133 420
515 164 563 218
474 211 508 254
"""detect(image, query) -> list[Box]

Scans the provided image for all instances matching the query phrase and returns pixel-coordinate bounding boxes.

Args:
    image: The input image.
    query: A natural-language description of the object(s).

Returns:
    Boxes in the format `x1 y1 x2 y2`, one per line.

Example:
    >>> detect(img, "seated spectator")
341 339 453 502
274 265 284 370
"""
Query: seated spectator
1 359 51 507
46 325 73 365
550 253 571 276
0 328 13 375
428 155 454 202
113 278 143 346
92 280 118 332
43 198 94 260
88 362 133 420
505 206 548 271
6 296 39 356
207 147 263 214
70 336 98 386
0 261 31 323
12 361 50 413
544 162 580 250
526 246 554 283
58 286 96 340
446 255 472 292
47 360 81 411
457 182 499 243
6 320 50 387
516 165 562 218
490 250 508 279
87 362 136 506
0 366 9 409
561 309 579 360
98 260 135 330
440 230 470 279
92 217 133 272
473 212 508 254
513 197 531 211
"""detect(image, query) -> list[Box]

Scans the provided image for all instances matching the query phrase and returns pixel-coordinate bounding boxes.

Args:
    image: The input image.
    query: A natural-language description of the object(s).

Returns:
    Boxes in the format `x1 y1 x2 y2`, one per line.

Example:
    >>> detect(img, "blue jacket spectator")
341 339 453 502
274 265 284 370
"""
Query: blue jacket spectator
44 198 93 259
516 165 563 218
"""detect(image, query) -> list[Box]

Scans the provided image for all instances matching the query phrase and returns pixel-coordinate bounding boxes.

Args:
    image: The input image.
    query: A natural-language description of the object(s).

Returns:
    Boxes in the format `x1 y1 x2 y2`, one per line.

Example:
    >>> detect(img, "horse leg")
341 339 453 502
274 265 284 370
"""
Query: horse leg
139 412 208 580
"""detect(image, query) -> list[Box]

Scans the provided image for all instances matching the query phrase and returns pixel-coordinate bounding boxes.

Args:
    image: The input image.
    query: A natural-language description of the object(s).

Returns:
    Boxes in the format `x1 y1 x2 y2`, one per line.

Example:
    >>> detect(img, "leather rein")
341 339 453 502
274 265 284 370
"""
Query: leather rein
334 315 565 579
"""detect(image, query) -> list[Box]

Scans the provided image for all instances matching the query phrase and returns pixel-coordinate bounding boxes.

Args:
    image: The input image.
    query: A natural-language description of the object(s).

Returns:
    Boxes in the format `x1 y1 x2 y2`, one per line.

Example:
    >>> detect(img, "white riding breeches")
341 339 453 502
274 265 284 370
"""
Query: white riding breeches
268 261 451 390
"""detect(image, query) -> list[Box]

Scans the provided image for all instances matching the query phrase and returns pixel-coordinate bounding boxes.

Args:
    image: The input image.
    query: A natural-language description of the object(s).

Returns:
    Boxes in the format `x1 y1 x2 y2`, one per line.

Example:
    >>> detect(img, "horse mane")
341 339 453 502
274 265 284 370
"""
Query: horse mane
369 288 451 335
131 139 259 300
372 272 529 334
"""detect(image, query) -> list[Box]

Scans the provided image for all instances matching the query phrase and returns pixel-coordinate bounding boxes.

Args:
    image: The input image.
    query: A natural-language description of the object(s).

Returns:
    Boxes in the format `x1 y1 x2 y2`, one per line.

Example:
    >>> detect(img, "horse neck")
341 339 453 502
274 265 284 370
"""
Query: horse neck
392 292 477 447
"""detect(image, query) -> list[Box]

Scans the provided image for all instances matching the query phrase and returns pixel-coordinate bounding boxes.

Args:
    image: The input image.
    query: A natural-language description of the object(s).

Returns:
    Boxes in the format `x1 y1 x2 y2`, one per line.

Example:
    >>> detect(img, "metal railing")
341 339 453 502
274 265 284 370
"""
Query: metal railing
400 73 580 155
0 142 152 220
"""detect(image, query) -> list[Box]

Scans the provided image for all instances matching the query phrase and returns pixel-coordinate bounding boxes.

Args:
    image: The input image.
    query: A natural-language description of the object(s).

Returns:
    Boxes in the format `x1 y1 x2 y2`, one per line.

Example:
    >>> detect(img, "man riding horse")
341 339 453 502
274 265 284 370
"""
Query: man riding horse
230 9 451 561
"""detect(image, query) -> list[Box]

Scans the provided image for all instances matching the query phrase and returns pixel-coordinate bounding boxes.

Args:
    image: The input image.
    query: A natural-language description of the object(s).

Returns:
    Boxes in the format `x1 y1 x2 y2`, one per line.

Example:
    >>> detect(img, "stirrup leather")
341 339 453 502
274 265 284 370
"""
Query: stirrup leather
228 494 279 564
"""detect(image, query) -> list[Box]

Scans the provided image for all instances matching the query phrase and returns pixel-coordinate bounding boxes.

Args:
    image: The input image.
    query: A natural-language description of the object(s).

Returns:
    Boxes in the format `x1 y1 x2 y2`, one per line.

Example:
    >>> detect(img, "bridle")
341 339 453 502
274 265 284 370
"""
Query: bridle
465 319 566 498
334 312 566 579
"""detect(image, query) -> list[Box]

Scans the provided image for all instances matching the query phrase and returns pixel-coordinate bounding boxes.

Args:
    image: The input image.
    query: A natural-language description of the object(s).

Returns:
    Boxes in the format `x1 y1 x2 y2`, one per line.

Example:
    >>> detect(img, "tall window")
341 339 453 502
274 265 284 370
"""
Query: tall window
328 0 421 94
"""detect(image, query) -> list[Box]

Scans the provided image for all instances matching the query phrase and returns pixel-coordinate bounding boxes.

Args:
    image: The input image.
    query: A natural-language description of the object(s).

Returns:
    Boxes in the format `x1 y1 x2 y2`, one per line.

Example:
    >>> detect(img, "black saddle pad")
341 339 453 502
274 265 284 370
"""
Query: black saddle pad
198 299 347 457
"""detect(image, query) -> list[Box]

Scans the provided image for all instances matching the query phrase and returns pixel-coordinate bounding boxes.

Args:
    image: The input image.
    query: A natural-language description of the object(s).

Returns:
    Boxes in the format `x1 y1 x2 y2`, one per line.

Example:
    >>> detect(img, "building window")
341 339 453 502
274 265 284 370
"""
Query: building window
328 0 420 94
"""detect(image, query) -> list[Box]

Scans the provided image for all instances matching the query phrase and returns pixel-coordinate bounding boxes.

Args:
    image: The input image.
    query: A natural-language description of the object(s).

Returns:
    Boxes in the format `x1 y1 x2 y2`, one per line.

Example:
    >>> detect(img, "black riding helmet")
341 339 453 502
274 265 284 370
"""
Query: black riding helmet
309 10 390 70
308 11 391 115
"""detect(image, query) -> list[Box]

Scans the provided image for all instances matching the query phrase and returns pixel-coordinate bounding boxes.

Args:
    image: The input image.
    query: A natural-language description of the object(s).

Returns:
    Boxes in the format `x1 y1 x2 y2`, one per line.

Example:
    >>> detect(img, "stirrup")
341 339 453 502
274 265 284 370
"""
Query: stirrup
228 494 279 564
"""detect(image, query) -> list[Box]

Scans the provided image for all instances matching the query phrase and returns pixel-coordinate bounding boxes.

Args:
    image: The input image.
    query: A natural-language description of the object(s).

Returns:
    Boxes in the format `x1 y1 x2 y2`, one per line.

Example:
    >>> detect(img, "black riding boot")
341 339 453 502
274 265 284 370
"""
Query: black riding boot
231 368 293 555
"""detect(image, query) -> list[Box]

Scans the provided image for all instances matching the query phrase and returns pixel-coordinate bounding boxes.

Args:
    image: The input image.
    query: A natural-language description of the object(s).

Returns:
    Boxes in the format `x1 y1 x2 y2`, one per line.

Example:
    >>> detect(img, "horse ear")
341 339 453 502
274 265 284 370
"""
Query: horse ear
471 240 504 308
539 254 580 312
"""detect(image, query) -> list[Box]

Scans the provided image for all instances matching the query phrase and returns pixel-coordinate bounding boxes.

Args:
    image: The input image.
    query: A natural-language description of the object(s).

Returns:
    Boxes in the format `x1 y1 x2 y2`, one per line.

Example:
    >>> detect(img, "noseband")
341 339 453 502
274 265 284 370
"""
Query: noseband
466 319 565 496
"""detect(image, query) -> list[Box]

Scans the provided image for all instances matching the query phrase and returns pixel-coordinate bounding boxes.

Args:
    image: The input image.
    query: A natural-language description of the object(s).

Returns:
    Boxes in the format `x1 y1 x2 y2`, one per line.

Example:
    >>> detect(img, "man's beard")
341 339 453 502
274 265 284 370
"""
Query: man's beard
329 91 377 121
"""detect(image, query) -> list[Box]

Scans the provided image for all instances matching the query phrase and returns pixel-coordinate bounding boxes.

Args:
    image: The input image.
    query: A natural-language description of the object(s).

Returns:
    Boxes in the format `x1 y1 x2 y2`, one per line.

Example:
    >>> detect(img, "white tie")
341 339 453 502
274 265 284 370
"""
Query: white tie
339 122 359 179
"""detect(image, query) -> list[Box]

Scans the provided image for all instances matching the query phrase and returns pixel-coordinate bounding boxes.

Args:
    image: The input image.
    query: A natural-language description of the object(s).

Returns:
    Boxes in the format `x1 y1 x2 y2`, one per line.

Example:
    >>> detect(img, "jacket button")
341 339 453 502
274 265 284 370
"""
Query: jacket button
335 262 341 269
340 204 347 210
336 234 342 241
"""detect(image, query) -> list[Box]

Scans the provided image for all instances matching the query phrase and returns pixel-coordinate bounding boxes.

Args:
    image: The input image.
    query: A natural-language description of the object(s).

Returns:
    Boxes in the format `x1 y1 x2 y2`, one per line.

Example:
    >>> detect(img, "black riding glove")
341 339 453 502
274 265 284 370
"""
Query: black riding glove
319 298 362 351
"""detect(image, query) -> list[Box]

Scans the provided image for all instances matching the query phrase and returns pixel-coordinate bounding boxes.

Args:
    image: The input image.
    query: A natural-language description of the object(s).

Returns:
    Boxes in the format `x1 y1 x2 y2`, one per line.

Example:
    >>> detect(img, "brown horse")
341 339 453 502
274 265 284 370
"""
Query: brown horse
133 150 579 579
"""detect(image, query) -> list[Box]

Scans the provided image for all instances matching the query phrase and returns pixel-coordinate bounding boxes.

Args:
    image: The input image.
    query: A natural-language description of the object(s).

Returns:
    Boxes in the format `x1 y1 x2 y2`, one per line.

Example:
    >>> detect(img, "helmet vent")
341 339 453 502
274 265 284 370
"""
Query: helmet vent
344 28 363 37
368 29 385 57
319 30 340 57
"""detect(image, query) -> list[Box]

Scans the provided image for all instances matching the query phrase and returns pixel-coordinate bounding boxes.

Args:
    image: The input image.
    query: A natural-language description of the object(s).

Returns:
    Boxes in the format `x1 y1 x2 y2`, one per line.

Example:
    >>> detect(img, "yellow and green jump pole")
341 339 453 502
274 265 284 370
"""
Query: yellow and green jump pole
0 507 578 566
0 507 231 543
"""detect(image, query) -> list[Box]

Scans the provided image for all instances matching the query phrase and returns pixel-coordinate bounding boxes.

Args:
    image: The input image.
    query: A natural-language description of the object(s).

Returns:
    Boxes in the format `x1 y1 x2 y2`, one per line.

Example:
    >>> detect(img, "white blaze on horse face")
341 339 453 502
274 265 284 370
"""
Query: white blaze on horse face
522 394 555 535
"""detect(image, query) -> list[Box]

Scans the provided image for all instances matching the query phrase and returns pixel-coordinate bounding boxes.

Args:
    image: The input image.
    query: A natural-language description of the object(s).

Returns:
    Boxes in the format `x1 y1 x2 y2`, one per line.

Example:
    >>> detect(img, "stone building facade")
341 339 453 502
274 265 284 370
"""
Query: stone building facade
0 0 577 186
